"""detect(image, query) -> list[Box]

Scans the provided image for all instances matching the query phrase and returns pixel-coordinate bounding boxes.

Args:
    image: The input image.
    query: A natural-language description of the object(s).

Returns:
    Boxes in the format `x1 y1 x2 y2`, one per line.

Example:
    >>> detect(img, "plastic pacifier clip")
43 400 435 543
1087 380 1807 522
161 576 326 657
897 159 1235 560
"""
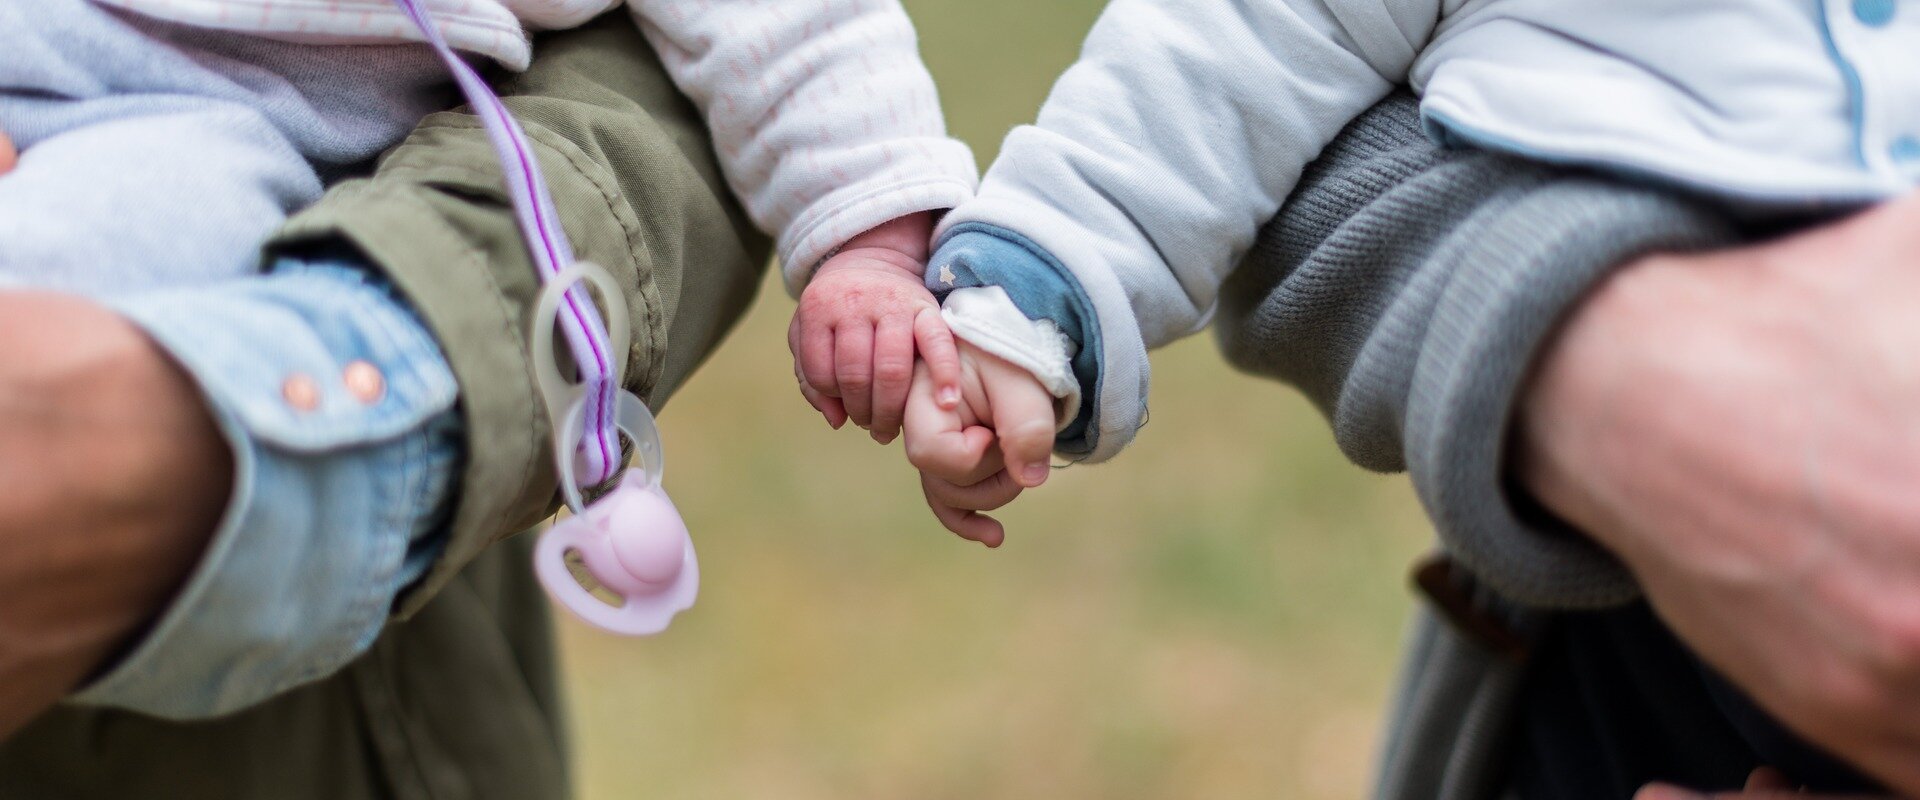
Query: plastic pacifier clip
528 264 699 636
394 0 697 635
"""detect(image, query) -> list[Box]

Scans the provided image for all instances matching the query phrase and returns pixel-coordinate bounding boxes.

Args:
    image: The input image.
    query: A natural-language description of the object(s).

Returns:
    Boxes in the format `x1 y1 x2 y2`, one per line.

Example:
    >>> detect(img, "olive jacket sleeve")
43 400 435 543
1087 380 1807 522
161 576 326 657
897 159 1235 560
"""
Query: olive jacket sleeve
267 12 771 617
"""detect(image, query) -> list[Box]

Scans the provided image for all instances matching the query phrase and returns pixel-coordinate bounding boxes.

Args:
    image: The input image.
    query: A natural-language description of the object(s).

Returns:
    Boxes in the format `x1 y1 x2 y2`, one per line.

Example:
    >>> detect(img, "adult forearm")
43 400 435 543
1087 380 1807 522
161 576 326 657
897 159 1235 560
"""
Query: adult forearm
1512 194 1920 795
0 293 230 739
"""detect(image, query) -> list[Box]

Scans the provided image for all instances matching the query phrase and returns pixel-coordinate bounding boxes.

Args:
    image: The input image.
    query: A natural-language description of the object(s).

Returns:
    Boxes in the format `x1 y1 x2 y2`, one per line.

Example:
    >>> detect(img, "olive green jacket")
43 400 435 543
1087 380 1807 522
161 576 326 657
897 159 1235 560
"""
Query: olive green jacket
0 14 768 800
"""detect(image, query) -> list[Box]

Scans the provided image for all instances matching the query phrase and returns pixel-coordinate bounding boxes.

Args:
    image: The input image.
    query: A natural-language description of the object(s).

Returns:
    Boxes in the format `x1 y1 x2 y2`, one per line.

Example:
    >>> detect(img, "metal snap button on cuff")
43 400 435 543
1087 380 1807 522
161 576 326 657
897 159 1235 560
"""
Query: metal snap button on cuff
343 361 386 405
283 374 321 412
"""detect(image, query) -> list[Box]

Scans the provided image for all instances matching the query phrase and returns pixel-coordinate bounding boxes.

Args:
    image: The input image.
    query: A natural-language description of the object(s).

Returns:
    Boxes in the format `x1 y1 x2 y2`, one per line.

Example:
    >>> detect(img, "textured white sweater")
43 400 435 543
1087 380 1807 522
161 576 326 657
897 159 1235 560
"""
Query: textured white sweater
97 0 979 287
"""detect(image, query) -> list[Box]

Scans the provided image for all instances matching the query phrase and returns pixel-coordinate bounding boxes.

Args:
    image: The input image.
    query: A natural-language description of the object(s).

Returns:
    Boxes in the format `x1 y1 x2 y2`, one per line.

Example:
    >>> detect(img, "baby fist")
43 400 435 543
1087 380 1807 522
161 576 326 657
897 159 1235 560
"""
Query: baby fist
789 212 960 442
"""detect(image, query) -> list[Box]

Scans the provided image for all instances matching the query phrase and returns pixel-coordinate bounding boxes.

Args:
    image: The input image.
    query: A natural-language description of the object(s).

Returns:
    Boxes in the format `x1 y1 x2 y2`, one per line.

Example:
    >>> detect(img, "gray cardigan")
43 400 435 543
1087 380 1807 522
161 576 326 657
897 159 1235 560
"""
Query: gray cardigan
1223 93 1741 799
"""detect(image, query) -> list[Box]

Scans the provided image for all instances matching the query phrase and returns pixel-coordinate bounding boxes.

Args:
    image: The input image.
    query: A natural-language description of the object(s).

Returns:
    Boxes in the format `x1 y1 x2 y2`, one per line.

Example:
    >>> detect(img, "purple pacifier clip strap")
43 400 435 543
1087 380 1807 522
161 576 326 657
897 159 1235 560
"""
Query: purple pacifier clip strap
391 0 620 484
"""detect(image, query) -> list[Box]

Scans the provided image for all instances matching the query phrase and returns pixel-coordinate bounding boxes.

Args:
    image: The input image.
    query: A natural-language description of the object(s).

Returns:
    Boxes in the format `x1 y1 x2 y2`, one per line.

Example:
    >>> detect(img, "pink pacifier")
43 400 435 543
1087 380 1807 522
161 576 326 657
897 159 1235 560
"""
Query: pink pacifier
528 263 699 635
386 0 696 637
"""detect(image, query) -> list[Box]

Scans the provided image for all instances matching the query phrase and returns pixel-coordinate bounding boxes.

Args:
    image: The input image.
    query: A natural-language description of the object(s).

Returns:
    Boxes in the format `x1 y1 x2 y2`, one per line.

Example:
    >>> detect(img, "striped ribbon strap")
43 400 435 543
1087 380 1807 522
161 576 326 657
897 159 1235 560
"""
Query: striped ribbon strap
390 0 622 485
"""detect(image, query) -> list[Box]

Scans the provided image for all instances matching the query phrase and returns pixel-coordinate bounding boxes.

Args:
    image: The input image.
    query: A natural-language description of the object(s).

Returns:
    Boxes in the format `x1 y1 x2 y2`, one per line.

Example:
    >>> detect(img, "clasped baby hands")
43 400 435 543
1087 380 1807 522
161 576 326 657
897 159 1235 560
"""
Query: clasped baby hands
789 212 1060 545
900 339 1057 547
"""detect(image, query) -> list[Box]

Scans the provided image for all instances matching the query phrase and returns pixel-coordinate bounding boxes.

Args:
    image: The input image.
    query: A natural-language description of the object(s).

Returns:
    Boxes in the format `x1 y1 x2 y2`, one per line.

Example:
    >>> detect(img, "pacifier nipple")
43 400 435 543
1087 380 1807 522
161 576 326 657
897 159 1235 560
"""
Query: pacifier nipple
609 513 686 588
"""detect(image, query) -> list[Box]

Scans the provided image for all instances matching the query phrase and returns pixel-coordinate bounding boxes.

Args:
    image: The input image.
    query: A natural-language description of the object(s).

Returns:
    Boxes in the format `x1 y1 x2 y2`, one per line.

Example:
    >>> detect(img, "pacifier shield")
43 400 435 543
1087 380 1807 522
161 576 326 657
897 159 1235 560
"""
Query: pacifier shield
534 478 700 636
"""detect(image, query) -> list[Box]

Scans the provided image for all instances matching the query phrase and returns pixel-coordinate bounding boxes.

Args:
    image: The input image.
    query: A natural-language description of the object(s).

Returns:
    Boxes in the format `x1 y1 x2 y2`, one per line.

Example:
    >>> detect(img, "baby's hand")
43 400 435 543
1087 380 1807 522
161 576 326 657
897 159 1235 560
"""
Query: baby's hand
902 341 1057 547
790 212 960 443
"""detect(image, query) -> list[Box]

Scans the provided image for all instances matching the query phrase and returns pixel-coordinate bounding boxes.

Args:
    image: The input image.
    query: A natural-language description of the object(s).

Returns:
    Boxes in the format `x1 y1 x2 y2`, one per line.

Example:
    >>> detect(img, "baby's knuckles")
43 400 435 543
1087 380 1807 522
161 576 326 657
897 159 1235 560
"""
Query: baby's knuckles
902 430 943 470
800 260 935 323
873 348 914 387
998 416 1057 462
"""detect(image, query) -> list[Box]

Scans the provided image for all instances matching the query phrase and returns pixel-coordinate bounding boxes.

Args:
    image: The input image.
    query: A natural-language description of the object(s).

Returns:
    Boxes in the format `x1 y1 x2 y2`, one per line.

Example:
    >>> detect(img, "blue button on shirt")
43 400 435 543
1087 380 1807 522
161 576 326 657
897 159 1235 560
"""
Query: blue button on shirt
70 256 463 719
1891 135 1920 165
1853 0 1896 26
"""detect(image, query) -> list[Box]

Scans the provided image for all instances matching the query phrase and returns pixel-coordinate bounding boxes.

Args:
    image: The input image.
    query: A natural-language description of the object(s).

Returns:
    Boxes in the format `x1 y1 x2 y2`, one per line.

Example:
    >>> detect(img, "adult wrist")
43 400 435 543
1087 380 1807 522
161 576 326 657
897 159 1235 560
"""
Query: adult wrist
0 294 230 736
1395 176 1739 608
1511 217 1886 574
1512 250 1687 559
66 260 462 719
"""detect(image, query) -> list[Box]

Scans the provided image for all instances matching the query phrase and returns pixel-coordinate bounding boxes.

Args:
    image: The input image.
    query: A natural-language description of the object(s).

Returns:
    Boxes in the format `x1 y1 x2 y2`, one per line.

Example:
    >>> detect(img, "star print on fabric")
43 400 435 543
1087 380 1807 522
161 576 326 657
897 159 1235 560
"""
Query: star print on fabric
938 264 956 287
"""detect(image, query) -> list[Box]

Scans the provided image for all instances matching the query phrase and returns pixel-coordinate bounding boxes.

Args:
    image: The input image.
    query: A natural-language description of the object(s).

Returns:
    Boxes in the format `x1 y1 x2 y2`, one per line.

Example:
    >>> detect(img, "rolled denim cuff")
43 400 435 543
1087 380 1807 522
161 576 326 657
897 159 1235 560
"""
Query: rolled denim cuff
928 224 1104 459
71 259 462 718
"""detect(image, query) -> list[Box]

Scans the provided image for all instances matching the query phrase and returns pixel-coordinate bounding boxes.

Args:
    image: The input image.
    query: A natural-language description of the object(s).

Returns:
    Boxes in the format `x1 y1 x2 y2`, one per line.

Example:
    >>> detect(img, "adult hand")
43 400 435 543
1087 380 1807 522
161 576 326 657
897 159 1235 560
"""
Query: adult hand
0 293 231 740
1517 193 1920 794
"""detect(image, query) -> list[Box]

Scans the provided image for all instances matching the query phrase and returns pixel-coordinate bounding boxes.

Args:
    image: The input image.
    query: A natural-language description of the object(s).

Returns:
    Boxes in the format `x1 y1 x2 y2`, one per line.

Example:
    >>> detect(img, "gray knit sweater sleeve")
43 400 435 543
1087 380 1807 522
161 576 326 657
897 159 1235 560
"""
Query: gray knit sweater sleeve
1216 94 1740 609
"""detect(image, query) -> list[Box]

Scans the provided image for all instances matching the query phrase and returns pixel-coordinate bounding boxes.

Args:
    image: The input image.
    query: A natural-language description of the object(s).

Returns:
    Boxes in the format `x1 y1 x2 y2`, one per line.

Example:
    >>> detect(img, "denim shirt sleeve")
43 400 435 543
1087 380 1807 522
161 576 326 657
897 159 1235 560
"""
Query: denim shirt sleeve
68 255 463 719
928 223 1105 459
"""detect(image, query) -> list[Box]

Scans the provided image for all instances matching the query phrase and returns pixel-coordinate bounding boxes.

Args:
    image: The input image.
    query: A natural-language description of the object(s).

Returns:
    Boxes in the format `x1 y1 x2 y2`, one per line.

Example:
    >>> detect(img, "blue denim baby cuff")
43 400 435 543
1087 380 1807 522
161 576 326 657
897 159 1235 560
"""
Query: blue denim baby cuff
929 223 1104 459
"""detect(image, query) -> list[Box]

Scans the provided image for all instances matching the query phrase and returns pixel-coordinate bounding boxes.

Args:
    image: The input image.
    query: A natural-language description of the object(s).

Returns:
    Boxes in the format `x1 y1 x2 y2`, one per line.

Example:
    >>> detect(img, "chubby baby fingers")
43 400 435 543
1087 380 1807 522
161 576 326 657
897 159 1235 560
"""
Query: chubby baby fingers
834 322 876 428
977 356 1058 488
790 311 840 399
906 428 1002 489
913 308 962 409
902 364 999 482
923 475 1007 548
868 313 917 444
787 316 846 426
923 467 1024 512
792 359 847 429
903 420 998 483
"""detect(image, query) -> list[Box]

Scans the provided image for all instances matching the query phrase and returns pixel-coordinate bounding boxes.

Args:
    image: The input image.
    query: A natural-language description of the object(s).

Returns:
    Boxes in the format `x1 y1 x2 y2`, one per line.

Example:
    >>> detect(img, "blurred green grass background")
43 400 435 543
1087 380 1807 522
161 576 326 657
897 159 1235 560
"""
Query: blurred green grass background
562 2 1432 797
